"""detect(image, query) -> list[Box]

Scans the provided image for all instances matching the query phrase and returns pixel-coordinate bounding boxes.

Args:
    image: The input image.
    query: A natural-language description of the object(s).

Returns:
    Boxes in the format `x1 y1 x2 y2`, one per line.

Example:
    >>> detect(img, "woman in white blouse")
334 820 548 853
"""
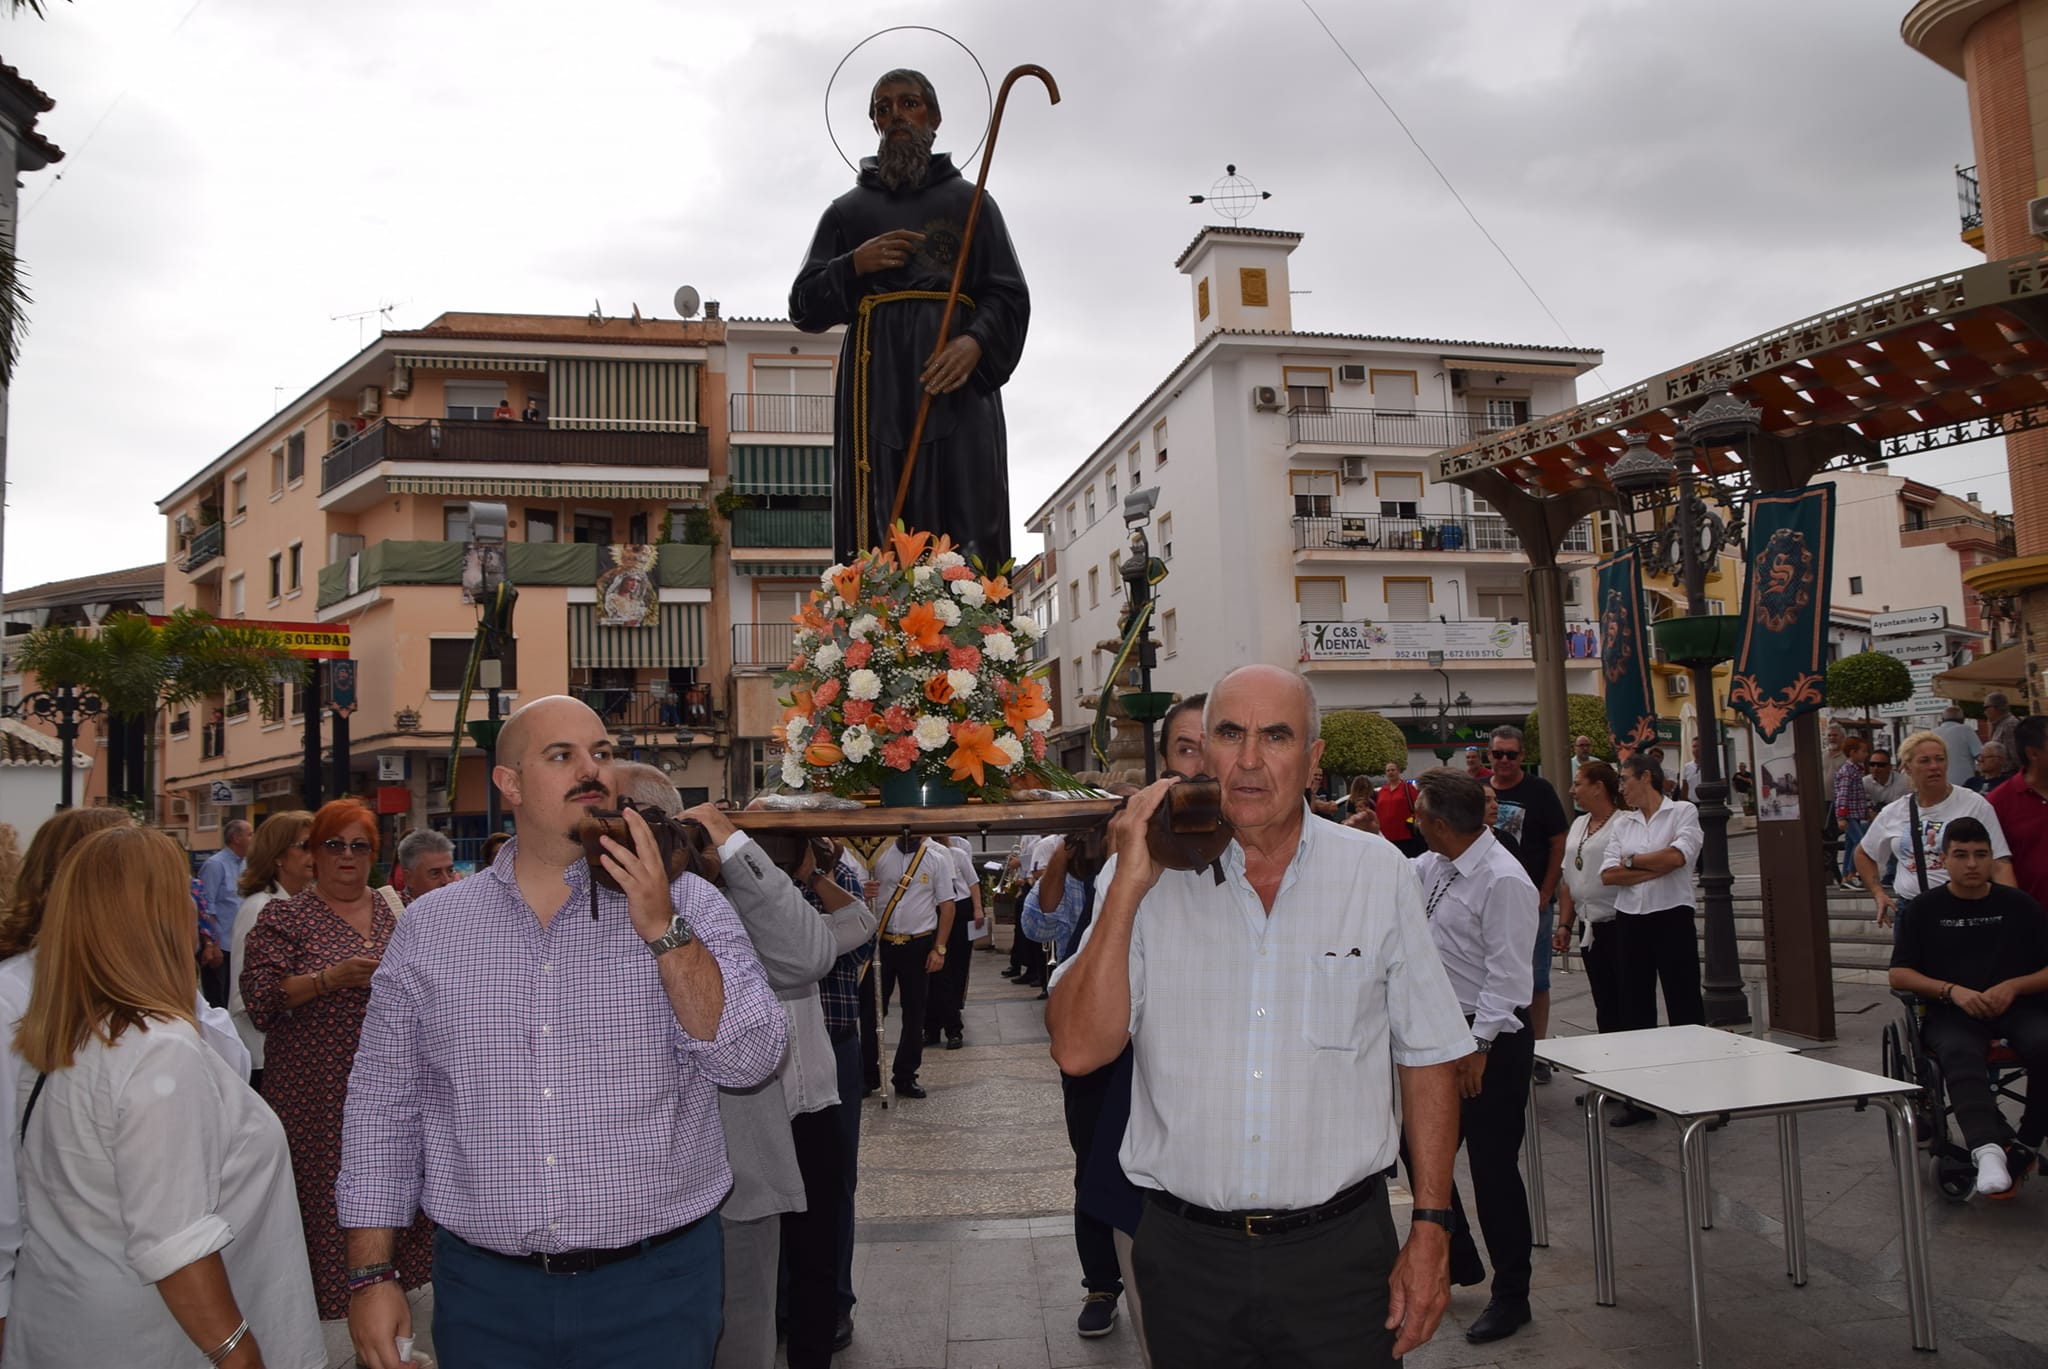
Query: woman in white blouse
9 825 321 1369
1554 760 1624 1034
227 809 314 1088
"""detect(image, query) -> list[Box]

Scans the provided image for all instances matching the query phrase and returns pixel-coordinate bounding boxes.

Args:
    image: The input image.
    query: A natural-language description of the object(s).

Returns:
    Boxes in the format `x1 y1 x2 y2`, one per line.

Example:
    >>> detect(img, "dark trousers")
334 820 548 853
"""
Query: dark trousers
431 1220 722 1368
1134 1183 1400 1368
1923 1001 2048 1150
1061 1069 1125 1298
200 951 230 1010
878 933 935 1086
1453 1026 1534 1301
930 911 972 1037
1582 920 1623 1034
782 1103 848 1369
1010 929 1049 985
1617 905 1705 1031
831 1033 863 1312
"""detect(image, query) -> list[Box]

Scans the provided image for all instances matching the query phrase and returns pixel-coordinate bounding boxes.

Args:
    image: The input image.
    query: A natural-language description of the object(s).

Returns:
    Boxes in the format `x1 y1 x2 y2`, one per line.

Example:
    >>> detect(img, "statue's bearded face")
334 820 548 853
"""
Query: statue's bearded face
872 78 938 191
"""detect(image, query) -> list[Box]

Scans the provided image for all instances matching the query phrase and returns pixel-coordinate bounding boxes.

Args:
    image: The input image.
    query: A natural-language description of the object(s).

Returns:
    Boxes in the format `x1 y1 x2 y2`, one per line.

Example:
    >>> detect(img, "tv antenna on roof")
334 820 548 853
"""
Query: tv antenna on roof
673 285 702 320
331 299 408 348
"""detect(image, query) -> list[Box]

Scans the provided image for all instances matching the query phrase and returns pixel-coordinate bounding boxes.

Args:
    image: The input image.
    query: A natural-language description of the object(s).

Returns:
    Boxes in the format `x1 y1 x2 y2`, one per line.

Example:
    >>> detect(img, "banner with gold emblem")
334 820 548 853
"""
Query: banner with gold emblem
1729 485 1835 743
1595 548 1657 758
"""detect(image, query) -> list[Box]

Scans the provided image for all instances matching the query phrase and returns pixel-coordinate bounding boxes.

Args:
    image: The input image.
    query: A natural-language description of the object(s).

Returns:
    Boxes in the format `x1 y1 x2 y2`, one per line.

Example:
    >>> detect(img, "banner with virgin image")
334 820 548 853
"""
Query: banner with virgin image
1730 485 1835 743
597 545 660 627
1595 548 1657 757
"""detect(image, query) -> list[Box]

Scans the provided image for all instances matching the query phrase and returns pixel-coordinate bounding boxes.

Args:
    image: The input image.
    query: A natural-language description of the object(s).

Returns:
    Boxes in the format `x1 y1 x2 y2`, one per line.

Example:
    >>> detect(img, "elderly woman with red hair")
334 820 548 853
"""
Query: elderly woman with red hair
241 800 433 1338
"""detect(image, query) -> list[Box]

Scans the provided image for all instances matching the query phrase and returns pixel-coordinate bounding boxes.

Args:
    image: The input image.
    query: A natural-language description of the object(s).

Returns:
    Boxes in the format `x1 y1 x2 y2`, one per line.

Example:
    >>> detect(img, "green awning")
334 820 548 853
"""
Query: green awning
385 476 704 500
549 359 698 433
569 603 706 669
729 444 832 495
735 558 831 578
394 353 549 373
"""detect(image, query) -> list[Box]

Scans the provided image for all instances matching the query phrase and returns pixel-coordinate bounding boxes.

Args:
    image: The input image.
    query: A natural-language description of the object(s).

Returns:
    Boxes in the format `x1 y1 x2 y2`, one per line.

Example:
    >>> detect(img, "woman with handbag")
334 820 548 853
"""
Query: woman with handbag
1854 730 2016 929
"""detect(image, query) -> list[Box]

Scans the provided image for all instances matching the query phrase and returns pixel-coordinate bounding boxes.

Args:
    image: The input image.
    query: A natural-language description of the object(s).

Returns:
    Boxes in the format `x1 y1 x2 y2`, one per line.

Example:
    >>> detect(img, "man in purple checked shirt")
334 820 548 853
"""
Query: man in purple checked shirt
337 695 786 1368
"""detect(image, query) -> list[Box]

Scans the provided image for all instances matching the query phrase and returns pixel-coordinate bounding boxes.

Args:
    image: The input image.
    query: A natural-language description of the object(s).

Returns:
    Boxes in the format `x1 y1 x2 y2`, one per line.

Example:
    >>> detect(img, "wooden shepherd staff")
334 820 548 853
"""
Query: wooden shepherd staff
887 64 1059 529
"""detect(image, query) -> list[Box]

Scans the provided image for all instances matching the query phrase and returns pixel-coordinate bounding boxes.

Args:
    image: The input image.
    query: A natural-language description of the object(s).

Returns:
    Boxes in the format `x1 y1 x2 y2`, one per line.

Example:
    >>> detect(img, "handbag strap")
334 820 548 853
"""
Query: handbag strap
19 1070 47 1143
875 843 928 939
1908 794 1928 897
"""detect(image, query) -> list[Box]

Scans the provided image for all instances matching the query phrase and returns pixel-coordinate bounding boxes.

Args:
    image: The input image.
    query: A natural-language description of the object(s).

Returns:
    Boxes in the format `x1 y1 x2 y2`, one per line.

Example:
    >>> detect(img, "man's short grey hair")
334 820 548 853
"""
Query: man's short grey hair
396 829 454 869
1986 691 2011 713
1490 724 1524 746
1943 705 1965 722
224 819 252 841
613 761 682 815
1203 665 1317 739
1413 767 1486 836
1981 742 2008 762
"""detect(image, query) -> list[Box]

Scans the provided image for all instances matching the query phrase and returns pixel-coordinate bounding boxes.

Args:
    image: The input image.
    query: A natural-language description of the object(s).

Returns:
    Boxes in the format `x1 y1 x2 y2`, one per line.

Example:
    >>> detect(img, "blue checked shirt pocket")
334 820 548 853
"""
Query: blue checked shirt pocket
1302 955 1369 1051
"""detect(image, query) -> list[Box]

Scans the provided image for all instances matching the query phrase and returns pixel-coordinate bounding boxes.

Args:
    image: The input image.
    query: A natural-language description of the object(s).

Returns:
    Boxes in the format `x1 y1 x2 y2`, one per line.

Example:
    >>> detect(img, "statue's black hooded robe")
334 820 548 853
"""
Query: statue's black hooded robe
789 153 1030 571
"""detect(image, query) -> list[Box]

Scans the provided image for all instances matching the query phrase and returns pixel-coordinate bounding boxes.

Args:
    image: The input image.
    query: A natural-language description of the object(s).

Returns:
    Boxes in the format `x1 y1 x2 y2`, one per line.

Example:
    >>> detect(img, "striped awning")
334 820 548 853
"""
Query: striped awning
736 558 831 577
569 603 706 669
1442 358 1582 378
393 353 549 373
386 476 705 500
729 444 832 495
549 359 698 432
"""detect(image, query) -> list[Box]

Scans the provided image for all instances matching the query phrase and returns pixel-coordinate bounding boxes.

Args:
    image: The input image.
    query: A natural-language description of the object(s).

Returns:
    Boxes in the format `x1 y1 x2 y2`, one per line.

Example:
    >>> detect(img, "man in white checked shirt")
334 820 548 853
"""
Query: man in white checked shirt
1048 665 1471 1367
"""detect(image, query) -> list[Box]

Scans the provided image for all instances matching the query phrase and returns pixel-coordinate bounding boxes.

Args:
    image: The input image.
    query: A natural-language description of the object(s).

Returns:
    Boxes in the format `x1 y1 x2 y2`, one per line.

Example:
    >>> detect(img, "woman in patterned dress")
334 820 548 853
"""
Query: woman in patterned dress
240 799 433 1324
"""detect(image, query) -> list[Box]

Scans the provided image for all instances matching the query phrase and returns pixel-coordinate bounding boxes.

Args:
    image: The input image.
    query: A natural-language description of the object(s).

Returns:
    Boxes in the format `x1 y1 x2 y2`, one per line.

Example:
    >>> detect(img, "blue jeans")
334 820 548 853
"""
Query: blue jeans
1840 818 1869 879
432 1218 723 1368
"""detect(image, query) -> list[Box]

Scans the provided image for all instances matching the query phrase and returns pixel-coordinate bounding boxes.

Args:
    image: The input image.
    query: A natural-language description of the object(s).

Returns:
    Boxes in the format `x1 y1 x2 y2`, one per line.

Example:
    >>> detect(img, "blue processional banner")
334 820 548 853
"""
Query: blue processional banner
1596 548 1657 758
1729 485 1835 743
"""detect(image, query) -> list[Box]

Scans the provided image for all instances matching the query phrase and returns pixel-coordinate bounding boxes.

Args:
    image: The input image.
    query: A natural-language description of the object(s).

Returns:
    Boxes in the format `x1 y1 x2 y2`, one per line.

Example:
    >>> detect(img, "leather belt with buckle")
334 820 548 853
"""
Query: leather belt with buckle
1147 1174 1384 1238
465 1217 699 1276
880 930 932 946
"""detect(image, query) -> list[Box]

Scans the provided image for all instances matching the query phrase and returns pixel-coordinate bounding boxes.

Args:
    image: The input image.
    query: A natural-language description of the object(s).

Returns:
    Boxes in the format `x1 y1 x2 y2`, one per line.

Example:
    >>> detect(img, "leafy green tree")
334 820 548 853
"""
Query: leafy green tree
1826 651 1912 724
1318 710 1408 781
1522 693 1614 768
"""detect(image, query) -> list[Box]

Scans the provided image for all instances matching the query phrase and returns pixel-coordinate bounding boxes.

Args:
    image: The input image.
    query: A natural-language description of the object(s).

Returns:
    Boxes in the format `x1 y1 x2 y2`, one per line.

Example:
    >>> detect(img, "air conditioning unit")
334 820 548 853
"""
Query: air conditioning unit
1667 673 1691 696
328 532 366 563
1251 385 1282 412
1337 364 1368 384
2030 195 2048 240
175 512 197 537
359 385 382 416
1340 456 1370 484
331 419 355 443
388 363 413 397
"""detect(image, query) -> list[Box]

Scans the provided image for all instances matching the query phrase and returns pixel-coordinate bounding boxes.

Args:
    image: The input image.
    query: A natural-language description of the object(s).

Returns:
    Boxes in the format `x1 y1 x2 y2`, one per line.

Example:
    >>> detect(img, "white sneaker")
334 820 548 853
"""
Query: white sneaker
1973 1143 2013 1196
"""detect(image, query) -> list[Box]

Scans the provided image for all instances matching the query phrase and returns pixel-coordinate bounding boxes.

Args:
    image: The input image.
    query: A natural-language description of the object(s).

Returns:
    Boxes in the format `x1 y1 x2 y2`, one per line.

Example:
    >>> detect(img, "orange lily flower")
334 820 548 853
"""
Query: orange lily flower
980 573 1013 603
805 737 845 766
1002 676 1050 735
924 674 955 706
946 721 1008 788
929 532 958 560
831 561 864 603
778 687 815 730
888 524 931 570
899 601 948 652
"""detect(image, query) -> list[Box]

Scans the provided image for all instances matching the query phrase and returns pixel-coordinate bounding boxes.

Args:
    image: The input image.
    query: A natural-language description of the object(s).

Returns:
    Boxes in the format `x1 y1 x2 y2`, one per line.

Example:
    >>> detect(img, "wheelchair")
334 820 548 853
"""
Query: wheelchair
1880 988 2033 1201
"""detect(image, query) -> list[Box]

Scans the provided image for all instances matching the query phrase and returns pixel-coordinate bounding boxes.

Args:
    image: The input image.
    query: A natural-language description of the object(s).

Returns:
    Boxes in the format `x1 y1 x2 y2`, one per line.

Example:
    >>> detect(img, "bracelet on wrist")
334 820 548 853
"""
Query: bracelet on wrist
315 967 329 996
347 1265 400 1294
204 1319 250 1366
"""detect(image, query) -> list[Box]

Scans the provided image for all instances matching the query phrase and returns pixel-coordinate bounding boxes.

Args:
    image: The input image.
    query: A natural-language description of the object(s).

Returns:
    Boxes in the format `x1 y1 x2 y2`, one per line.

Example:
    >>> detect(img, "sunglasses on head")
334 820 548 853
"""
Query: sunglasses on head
320 838 374 855
1490 749 1520 760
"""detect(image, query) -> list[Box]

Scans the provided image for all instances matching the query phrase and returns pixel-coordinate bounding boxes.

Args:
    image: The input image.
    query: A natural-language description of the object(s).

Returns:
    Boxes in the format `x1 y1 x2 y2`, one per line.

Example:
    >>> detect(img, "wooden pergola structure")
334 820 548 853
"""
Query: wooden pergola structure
1430 248 2048 1039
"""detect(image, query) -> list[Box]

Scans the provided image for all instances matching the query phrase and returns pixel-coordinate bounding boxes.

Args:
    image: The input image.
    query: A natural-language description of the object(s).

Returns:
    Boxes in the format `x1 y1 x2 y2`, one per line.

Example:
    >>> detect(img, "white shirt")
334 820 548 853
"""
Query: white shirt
1600 799 1705 915
1561 812 1622 924
1936 721 1982 786
229 883 284 1070
0 949 248 1319
1053 809 1470 1213
1019 833 1061 881
10 1019 323 1367
1858 785 2011 900
1680 761 1702 800
1411 831 1537 1043
945 838 982 922
862 839 960 937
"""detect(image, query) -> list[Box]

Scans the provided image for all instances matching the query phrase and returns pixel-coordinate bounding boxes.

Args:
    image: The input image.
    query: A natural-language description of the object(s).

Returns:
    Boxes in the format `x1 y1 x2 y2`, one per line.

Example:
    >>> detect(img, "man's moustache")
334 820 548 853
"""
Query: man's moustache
569 784 609 800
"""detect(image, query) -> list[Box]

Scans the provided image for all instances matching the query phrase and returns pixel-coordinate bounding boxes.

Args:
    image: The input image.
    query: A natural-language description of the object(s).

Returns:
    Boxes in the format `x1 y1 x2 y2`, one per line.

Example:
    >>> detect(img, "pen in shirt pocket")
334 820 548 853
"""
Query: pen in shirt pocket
1323 948 1362 957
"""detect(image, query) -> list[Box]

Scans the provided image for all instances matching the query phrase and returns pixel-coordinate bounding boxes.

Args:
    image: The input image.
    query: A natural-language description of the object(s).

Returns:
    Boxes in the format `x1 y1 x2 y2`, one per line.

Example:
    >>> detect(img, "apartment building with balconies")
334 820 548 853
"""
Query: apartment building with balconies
1027 226 1604 770
156 311 722 853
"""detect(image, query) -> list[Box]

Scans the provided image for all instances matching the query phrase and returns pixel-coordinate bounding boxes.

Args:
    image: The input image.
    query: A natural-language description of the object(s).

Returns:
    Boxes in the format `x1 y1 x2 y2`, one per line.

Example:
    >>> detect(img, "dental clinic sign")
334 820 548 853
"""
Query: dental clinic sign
1303 620 1530 662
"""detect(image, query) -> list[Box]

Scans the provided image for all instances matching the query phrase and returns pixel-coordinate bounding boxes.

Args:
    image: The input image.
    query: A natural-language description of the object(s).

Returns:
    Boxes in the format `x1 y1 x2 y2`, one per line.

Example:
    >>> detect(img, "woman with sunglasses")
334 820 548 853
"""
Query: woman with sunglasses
226 810 314 1091
241 799 434 1346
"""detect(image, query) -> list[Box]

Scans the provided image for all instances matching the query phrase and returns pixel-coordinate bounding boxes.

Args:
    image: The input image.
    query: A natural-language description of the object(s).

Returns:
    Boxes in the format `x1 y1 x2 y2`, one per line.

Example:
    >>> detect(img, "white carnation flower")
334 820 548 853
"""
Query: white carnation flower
781 753 807 788
847 668 882 701
932 551 966 571
812 642 843 672
913 566 935 587
1028 710 1055 733
1012 617 1040 642
914 715 951 751
983 632 1017 662
820 565 843 591
952 579 987 608
783 715 809 748
932 598 962 627
841 725 876 763
993 733 1025 767
946 669 978 699
849 613 880 639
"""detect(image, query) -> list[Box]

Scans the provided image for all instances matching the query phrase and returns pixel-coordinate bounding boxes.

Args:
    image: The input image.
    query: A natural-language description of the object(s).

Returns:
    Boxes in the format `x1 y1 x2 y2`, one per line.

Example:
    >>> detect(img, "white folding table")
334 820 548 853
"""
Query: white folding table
1573 1053 1933 1368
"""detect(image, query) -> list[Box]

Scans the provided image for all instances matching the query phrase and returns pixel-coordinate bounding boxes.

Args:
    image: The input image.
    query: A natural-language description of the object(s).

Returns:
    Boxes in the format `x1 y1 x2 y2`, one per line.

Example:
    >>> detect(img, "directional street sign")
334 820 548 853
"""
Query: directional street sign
1878 634 1951 662
1871 606 1949 637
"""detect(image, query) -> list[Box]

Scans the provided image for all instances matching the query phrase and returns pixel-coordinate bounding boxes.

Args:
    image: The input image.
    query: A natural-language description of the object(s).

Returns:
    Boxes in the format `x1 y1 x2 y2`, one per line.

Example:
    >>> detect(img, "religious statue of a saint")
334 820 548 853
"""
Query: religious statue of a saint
790 68 1031 571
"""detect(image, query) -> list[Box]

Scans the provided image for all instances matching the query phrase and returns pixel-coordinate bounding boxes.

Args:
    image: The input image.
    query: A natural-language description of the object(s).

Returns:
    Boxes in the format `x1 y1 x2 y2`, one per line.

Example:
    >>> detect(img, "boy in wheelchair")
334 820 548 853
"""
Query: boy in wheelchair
1887 817 2048 1197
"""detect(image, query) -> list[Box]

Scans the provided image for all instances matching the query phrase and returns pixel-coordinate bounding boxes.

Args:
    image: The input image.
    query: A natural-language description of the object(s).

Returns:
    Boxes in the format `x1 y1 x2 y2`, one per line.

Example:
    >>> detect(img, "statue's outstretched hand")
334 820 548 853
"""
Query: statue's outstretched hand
922 335 982 394
853 229 924 276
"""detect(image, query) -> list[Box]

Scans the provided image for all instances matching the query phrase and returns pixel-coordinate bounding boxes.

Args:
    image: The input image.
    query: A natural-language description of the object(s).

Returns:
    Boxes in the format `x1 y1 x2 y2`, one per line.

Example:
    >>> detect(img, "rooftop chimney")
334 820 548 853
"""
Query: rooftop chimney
1176 227 1302 343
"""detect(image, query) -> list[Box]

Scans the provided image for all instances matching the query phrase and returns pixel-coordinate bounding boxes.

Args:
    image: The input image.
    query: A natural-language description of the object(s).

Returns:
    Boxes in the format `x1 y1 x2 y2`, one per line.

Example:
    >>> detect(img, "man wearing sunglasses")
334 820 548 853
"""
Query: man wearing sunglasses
1484 727 1567 1082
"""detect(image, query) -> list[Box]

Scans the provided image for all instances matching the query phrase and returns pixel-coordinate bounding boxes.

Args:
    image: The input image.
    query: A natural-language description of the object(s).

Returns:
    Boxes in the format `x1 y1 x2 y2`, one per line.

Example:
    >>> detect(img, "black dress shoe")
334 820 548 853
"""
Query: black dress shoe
833 1309 854 1351
922 1032 940 1046
1000 967 1022 978
1449 1245 1487 1288
945 1033 964 1050
895 1082 928 1099
1465 1298 1532 1344
1609 1103 1656 1128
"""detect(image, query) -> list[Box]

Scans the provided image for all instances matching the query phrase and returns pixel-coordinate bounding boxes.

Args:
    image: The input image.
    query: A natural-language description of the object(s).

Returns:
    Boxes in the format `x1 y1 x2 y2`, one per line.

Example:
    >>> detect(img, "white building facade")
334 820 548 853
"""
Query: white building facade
1028 227 1604 772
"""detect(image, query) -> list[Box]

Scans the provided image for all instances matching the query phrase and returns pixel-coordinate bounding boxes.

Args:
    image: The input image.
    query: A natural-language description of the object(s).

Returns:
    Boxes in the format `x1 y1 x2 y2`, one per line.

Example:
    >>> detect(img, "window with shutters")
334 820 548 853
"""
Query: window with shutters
1162 608 1178 658
1088 567 1099 608
1086 486 1097 525
1476 589 1526 622
1158 514 1173 560
1106 467 1118 508
287 542 302 594
1370 371 1418 412
1290 471 1336 518
1069 580 1080 620
267 554 282 603
1109 550 1122 595
1296 577 1345 623
1379 500 1420 521
1283 366 1332 414
1484 398 1530 430
1153 419 1168 465
430 637 519 691
1384 577 1432 621
286 432 306 485
1375 471 1424 504
445 503 472 543
446 380 508 421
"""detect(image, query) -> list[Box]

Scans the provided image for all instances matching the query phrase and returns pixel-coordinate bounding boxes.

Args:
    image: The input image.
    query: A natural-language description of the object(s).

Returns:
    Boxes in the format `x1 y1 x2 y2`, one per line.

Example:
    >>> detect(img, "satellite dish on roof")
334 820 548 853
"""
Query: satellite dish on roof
673 285 701 320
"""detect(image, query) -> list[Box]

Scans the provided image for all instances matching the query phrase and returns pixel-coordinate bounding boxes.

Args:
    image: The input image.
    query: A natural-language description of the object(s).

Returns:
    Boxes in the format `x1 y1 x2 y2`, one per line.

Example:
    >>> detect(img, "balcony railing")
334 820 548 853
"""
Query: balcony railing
732 622 797 670
731 507 832 548
1287 406 1487 448
574 683 714 734
1957 164 1983 235
1292 512 1591 555
728 393 832 435
179 522 225 574
321 418 710 493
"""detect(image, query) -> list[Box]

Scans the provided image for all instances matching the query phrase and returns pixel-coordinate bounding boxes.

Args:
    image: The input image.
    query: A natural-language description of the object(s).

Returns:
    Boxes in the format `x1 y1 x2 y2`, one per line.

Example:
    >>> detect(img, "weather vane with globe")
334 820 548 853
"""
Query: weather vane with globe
1188 164 1273 222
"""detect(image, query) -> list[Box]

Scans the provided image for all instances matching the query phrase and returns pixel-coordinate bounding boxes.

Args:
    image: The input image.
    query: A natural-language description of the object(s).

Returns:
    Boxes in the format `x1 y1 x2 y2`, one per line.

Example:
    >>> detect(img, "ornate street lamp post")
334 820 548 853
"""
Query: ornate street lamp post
1407 651 1471 761
6 685 104 810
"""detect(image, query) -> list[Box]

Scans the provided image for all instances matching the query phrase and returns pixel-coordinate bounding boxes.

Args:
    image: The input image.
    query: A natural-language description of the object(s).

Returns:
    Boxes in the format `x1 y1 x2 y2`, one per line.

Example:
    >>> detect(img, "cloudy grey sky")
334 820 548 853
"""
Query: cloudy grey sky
0 0 2001 589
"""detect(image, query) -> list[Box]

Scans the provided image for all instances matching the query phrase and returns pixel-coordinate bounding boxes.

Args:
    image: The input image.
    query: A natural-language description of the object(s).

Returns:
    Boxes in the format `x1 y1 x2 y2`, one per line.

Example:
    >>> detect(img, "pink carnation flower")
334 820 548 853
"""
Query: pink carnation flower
813 678 842 707
843 699 874 725
946 645 983 672
942 565 976 581
882 736 920 771
844 639 874 668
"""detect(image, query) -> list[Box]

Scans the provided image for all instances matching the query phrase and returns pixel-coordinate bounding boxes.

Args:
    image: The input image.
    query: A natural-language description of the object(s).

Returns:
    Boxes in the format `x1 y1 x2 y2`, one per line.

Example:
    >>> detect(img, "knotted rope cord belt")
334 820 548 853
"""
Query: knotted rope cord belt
852 290 976 544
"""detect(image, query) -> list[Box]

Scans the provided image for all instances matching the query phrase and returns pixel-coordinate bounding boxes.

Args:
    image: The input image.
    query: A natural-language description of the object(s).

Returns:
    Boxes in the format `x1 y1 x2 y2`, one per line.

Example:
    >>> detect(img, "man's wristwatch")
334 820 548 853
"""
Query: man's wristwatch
1622 852 1636 870
645 914 697 958
933 946 948 958
1472 1036 1492 1054
1410 1208 1456 1230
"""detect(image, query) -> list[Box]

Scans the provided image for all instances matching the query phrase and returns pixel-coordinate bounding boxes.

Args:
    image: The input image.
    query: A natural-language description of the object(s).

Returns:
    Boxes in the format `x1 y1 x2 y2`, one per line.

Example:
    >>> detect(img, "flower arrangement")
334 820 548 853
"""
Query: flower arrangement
774 525 1057 800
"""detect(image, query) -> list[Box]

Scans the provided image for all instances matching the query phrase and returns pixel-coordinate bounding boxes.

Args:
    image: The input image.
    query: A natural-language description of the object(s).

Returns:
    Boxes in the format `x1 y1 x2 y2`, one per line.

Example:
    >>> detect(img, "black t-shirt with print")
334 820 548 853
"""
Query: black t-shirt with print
1890 883 2048 992
1491 774 1568 897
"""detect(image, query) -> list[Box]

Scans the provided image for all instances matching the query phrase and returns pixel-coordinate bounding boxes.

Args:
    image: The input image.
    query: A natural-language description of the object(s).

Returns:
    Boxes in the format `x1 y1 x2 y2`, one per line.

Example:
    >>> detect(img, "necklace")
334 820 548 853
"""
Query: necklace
1424 869 1461 920
1574 812 1609 871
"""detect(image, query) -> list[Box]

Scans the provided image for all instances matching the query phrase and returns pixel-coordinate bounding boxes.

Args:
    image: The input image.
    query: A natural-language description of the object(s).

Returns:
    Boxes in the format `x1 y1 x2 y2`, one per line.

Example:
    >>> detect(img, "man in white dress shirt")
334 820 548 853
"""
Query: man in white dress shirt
863 836 958 1098
1601 753 1707 1040
1047 664 1471 1367
1408 768 1539 1345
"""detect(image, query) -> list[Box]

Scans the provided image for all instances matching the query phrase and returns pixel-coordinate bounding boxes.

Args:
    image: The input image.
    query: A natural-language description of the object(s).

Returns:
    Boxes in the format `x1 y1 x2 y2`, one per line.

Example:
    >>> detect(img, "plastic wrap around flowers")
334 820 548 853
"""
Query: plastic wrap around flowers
774 526 1056 798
